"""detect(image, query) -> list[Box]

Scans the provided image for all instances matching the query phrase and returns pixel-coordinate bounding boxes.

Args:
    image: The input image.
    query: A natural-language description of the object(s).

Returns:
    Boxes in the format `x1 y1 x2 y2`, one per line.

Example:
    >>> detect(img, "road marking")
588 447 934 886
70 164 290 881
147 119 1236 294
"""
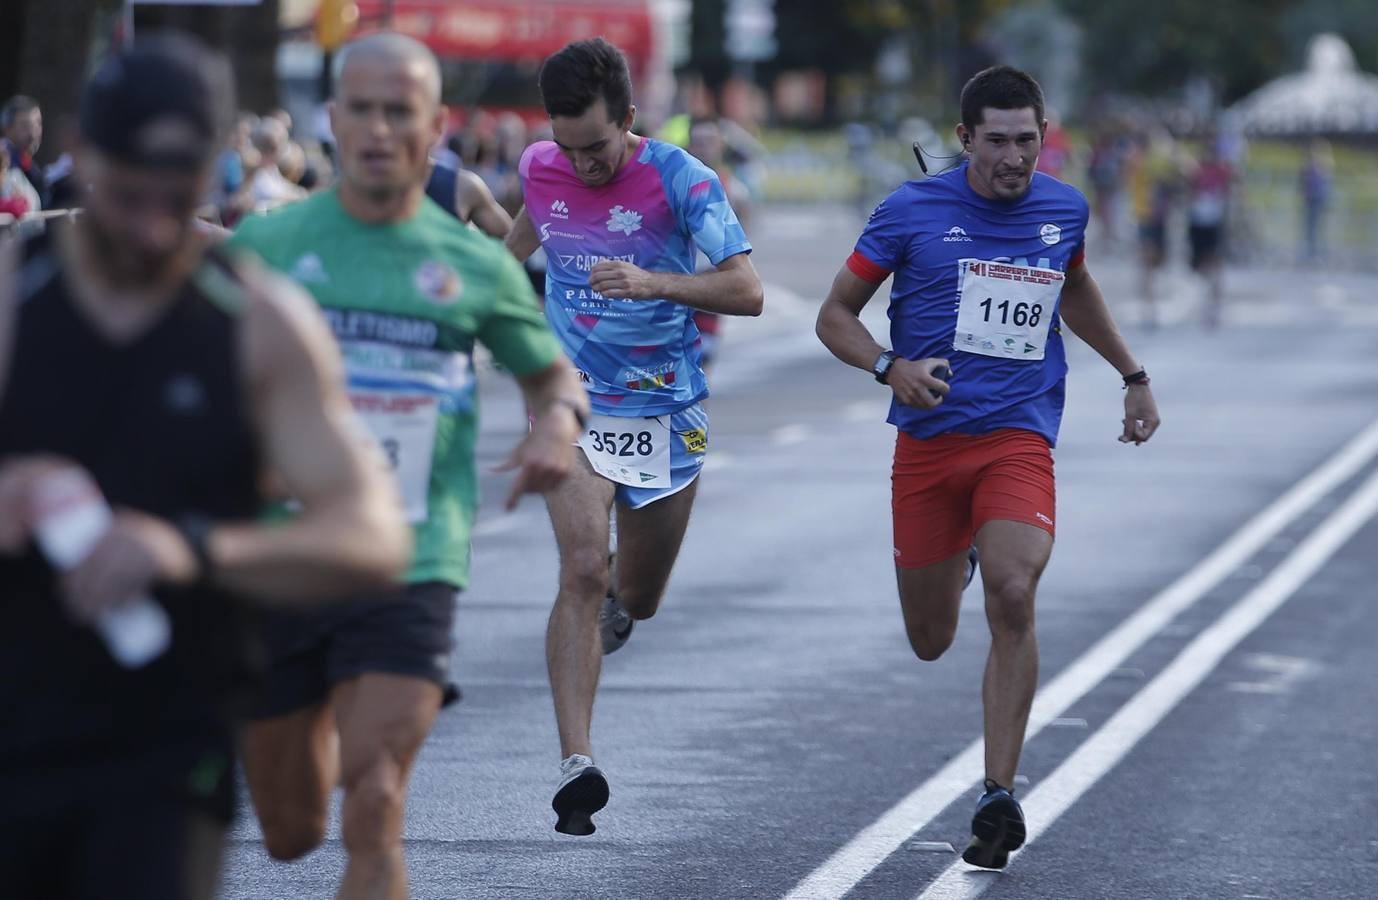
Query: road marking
772 424 811 446
781 416 1378 900
472 514 531 538
703 453 734 473
916 465 1378 899
1225 652 1319 695
844 400 889 422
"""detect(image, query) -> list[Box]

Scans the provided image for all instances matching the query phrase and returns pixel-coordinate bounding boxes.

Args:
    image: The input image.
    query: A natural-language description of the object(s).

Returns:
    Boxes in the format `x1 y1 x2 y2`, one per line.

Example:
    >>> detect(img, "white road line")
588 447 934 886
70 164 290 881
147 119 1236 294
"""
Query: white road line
472 514 532 538
916 465 1378 900
782 416 1378 900
772 424 811 446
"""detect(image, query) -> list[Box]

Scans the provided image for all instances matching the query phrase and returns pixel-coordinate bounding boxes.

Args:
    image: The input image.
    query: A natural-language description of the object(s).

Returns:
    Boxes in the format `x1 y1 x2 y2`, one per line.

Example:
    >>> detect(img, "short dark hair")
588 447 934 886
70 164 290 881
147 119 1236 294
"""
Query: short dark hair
960 66 1045 132
538 38 633 123
1 95 40 129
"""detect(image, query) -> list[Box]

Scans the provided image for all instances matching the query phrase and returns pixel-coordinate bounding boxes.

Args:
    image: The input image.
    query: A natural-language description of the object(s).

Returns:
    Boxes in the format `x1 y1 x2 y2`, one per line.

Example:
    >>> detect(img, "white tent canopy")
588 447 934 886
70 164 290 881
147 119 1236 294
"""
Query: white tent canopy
1229 33 1378 136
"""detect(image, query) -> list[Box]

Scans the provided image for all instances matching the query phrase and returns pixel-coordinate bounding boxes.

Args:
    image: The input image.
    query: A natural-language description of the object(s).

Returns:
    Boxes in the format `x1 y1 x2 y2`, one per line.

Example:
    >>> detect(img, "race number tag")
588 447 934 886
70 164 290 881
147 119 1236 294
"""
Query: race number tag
350 389 439 523
953 259 1064 361
577 414 672 488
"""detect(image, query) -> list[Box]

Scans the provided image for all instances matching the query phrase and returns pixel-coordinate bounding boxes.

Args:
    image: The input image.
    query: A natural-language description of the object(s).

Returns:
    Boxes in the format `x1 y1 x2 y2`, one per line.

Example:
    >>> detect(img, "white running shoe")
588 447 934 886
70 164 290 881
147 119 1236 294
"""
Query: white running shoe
553 754 609 835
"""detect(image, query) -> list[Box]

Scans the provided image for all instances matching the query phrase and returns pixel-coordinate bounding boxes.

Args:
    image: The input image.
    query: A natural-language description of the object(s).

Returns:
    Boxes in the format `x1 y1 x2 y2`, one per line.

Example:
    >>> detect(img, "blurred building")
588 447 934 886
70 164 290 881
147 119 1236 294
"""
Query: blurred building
1229 33 1378 137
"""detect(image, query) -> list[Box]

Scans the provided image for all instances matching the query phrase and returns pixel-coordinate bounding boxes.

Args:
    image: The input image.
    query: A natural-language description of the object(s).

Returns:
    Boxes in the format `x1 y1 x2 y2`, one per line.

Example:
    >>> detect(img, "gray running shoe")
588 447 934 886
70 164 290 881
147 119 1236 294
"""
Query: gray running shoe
553 753 609 835
599 592 634 655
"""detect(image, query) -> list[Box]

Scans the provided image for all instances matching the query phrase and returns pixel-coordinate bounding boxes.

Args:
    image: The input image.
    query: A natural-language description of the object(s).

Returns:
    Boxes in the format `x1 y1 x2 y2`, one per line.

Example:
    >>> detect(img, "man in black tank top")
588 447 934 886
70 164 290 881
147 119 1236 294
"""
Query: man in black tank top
0 34 410 900
425 147 514 238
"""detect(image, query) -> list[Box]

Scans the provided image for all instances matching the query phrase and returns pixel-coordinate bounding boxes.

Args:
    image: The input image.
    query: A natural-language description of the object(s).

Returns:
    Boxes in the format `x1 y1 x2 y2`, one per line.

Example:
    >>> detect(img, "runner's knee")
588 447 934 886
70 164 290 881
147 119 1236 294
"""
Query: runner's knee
259 805 327 861
559 545 611 600
906 619 957 661
341 752 405 854
984 575 1036 638
616 584 665 620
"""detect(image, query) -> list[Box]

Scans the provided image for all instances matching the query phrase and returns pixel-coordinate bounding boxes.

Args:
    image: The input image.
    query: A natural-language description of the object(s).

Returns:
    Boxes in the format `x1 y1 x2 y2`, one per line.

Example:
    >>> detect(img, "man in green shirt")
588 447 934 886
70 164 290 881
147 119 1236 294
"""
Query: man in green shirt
229 33 589 900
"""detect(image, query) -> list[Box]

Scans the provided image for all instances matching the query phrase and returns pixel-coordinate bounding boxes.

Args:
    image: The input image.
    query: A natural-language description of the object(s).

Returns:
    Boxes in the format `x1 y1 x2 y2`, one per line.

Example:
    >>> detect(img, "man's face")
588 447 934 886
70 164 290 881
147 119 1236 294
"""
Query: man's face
331 55 444 198
6 107 41 156
550 98 633 187
958 107 1044 202
78 147 208 282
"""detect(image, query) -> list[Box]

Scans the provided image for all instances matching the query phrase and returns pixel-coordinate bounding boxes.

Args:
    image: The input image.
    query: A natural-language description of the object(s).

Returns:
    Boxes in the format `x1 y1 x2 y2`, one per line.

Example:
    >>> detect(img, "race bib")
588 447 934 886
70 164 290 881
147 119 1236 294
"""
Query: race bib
577 414 672 488
350 389 439 522
953 259 1064 361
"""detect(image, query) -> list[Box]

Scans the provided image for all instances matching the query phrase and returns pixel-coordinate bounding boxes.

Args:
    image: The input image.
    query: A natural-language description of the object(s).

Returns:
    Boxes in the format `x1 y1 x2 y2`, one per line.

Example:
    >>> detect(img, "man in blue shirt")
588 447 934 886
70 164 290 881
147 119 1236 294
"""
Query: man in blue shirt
816 65 1160 870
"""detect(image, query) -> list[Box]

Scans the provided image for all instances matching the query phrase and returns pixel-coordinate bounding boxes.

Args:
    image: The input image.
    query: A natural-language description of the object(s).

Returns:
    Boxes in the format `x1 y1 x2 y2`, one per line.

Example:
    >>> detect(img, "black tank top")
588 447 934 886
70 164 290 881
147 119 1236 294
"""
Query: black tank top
425 159 462 219
0 230 262 789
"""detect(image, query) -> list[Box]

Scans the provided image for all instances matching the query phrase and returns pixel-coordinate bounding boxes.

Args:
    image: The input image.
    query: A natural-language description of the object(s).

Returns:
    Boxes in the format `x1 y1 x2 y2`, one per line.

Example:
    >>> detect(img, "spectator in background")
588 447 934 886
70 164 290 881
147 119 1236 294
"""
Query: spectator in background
1187 136 1233 328
247 115 306 208
1299 138 1333 265
0 147 33 220
1035 110 1070 180
686 116 754 377
41 115 81 209
2 95 46 207
1129 128 1181 329
1087 127 1125 247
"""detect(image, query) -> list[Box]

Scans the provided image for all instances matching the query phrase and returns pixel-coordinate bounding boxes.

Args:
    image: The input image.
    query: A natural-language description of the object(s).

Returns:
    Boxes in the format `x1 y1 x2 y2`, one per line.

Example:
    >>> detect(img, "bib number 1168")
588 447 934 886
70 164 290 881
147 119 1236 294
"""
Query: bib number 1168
978 298 1044 328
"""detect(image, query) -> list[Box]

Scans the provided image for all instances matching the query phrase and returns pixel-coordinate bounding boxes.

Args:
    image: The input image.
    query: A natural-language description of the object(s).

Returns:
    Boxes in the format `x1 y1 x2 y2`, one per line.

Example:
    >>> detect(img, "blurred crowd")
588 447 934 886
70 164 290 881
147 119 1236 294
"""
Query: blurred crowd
9 85 1335 306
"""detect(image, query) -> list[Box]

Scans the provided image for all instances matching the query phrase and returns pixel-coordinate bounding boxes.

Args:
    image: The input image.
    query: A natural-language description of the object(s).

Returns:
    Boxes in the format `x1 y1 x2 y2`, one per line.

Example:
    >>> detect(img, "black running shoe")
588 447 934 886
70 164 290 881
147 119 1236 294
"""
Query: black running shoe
552 754 610 836
962 779 1026 869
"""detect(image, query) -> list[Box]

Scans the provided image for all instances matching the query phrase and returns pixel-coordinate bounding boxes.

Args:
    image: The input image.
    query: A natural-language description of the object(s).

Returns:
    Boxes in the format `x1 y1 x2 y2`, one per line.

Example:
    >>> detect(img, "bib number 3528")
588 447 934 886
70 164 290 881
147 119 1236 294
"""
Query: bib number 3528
577 414 672 488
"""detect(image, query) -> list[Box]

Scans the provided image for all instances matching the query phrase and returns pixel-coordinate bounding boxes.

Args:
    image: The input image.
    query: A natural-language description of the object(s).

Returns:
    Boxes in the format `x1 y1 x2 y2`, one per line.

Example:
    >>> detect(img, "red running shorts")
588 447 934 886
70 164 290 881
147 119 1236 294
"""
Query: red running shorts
891 428 1056 569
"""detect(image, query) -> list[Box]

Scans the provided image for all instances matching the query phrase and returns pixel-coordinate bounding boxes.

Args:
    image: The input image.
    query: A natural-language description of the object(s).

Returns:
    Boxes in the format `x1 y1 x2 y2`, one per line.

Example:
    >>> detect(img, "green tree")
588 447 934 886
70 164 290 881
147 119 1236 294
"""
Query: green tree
1060 0 1296 103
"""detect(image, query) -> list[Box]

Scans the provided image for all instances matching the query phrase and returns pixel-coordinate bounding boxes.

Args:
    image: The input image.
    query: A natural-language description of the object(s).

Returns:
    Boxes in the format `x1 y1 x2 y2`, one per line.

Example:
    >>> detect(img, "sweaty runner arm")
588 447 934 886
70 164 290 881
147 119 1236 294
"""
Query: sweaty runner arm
816 263 949 410
504 207 540 263
587 251 763 316
1059 261 1161 444
205 269 412 603
1058 261 1144 380
455 169 513 239
499 361 587 510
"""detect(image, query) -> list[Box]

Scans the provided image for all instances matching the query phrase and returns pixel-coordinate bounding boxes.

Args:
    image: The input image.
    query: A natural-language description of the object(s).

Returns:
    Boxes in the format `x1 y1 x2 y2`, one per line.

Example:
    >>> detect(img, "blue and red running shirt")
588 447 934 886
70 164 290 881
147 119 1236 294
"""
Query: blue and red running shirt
848 163 1089 447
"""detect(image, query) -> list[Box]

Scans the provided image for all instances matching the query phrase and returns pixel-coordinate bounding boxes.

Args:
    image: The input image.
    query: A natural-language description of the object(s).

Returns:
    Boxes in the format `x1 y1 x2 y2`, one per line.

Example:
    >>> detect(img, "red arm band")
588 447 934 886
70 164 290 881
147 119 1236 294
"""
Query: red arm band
845 250 891 284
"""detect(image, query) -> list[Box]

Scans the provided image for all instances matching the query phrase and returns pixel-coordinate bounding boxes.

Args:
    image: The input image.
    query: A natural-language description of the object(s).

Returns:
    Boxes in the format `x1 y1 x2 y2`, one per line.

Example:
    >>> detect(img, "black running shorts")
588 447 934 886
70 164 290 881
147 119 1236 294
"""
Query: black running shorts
250 581 459 719
0 750 233 900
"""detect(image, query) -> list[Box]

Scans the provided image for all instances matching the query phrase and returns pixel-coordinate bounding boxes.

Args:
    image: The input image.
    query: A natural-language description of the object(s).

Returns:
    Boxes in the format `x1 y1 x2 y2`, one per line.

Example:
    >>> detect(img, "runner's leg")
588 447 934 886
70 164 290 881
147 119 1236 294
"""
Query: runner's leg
545 453 617 759
973 519 1052 787
332 672 442 900
895 552 971 660
613 477 699 621
241 703 339 861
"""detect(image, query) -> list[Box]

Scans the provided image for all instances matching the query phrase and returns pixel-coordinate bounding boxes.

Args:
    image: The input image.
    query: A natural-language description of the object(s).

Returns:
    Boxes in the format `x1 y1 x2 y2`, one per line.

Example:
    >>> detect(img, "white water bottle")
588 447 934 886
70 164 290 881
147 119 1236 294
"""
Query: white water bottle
31 468 172 668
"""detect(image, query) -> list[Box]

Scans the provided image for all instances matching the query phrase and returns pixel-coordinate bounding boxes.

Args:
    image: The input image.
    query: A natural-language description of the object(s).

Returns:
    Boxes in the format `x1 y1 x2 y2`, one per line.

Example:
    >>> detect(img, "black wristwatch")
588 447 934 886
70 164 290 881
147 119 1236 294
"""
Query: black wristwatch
176 514 217 585
872 350 899 384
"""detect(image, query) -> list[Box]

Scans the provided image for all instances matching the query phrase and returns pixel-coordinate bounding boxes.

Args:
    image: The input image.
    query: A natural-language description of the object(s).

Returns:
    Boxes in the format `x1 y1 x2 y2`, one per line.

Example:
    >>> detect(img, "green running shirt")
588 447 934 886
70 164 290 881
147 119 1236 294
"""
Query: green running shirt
230 189 561 588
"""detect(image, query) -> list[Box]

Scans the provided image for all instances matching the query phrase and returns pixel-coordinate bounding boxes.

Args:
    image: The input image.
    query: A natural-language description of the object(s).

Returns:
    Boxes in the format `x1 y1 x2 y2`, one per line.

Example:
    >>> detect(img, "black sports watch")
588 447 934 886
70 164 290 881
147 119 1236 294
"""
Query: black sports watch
872 350 899 384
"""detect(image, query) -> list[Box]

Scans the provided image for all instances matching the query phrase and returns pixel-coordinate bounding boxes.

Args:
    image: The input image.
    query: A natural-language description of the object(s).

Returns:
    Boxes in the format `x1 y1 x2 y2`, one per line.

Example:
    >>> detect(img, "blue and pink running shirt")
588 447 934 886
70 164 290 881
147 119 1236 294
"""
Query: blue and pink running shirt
520 137 751 416
849 164 1089 447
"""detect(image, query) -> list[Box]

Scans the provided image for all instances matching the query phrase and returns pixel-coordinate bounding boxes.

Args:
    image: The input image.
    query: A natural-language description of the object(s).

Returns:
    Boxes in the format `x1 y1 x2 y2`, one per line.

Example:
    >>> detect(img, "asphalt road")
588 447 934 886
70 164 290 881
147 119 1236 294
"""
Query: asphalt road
221 204 1378 900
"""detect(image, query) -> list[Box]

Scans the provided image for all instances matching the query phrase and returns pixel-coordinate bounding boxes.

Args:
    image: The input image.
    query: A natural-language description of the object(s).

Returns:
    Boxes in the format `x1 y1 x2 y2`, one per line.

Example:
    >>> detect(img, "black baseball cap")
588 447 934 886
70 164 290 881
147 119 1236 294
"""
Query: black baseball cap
80 32 234 171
